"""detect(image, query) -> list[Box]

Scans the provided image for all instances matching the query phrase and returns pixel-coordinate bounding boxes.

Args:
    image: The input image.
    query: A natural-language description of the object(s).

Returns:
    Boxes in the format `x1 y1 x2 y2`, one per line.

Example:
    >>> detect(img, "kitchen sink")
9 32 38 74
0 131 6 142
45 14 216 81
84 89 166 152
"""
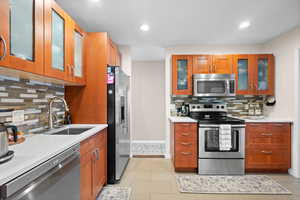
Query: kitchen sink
45 127 92 135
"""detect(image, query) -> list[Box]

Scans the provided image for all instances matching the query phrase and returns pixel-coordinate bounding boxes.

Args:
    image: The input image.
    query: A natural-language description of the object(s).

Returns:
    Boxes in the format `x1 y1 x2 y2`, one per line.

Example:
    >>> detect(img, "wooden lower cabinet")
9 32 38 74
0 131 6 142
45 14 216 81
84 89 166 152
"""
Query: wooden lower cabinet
80 128 107 200
245 123 291 172
170 122 198 171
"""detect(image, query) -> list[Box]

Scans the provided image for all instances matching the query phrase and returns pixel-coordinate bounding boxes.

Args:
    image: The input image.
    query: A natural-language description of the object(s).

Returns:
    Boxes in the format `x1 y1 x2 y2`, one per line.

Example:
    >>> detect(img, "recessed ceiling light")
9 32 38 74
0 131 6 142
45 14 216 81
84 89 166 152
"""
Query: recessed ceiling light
239 21 251 29
140 24 150 32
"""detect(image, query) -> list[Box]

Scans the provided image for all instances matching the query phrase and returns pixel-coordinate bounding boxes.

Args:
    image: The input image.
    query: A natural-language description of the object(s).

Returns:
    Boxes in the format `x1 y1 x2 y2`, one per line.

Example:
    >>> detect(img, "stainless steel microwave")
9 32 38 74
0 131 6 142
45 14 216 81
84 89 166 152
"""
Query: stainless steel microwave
193 74 236 97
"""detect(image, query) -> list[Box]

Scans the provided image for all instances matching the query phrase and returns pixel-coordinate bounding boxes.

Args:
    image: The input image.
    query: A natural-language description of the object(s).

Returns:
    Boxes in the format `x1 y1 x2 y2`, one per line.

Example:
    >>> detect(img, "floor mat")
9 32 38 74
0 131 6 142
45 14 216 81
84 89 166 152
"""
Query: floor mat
176 175 291 194
97 186 131 200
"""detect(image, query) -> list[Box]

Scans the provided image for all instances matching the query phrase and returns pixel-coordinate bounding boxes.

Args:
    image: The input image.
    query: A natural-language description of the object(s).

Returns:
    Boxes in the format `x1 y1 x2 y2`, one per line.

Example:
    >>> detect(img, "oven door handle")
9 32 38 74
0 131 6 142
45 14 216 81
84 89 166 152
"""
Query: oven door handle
199 124 246 128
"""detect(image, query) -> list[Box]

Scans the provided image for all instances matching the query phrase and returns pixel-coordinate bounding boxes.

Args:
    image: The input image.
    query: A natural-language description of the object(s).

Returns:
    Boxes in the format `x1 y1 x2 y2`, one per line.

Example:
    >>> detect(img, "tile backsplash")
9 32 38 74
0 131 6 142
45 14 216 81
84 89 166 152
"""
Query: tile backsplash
171 95 266 118
0 75 65 134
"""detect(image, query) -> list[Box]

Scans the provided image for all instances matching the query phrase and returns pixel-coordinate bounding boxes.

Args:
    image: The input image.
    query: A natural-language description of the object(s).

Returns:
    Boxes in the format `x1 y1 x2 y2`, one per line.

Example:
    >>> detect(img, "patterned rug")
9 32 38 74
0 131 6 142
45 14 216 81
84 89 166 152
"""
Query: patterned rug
97 186 131 200
176 175 291 194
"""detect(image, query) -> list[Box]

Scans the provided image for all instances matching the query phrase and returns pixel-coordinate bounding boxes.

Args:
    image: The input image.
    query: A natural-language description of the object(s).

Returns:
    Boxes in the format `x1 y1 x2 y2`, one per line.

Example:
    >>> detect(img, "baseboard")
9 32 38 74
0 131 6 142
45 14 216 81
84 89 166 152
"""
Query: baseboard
133 155 165 158
131 140 166 156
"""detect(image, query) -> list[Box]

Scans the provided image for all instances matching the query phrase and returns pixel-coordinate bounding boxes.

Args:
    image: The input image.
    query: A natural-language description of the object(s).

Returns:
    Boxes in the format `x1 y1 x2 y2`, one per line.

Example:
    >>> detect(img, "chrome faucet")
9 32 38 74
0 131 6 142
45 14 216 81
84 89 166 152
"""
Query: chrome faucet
48 96 70 129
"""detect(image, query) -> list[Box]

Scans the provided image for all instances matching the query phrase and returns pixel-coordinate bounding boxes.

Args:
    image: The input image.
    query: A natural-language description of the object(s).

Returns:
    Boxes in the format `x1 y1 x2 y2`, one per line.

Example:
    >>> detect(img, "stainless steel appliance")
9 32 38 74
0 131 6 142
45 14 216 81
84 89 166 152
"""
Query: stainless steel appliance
107 66 130 184
189 103 245 175
193 74 236 97
0 124 17 164
0 144 80 200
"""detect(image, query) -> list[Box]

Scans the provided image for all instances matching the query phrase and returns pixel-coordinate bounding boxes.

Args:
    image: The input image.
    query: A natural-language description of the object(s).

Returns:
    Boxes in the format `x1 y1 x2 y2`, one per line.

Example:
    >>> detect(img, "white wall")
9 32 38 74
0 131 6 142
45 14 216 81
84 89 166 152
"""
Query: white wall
263 26 300 177
132 61 166 141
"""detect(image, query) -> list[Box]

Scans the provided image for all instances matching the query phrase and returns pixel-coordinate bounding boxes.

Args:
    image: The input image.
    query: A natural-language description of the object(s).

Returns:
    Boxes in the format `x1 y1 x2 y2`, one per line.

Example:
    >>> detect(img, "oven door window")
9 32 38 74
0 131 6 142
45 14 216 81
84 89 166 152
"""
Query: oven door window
205 129 239 152
196 80 226 94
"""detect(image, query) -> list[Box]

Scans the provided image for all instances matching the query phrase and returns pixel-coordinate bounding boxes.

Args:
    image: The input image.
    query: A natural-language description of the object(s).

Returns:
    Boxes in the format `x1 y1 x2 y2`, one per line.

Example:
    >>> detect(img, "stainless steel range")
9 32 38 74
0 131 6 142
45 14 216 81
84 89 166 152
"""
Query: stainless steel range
189 103 245 175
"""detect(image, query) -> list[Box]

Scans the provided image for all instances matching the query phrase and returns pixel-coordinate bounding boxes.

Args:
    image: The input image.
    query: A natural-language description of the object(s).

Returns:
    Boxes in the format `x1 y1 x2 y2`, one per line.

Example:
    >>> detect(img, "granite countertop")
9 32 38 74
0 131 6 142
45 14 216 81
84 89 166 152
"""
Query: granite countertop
0 124 108 186
169 116 198 123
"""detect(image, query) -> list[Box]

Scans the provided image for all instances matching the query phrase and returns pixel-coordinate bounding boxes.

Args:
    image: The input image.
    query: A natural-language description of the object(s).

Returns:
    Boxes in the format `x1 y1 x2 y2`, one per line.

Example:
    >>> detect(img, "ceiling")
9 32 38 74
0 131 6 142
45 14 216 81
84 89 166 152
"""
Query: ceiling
56 0 300 60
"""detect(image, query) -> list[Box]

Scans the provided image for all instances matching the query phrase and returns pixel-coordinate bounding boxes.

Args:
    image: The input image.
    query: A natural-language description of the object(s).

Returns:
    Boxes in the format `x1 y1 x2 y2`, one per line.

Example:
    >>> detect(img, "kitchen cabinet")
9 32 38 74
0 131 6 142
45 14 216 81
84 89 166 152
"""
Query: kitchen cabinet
245 123 291 172
192 55 232 74
0 0 44 75
44 0 73 81
192 55 211 74
107 38 121 66
172 55 193 95
69 23 86 84
212 55 233 74
80 129 107 200
170 122 198 171
233 54 274 95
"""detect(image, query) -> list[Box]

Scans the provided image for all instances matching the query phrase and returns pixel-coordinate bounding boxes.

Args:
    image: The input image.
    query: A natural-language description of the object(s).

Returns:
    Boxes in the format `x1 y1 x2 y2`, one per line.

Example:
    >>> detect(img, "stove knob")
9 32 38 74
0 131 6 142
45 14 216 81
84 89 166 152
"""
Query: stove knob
192 106 196 109
221 106 225 109
216 106 220 109
197 106 200 109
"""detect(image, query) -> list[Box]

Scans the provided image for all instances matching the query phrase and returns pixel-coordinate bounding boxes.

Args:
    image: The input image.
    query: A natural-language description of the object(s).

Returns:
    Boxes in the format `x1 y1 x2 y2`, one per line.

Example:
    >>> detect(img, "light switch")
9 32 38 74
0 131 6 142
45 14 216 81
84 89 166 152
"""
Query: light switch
12 110 25 125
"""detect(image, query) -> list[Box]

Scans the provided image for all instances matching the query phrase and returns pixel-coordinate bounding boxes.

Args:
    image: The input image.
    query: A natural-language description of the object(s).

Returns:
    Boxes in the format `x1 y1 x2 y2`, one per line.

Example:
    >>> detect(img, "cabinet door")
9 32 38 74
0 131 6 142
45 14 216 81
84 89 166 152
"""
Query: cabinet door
71 24 86 84
44 0 72 80
253 54 274 95
80 151 94 200
172 55 193 95
93 130 107 196
192 55 212 74
233 55 254 95
212 55 233 74
107 39 116 66
0 0 43 74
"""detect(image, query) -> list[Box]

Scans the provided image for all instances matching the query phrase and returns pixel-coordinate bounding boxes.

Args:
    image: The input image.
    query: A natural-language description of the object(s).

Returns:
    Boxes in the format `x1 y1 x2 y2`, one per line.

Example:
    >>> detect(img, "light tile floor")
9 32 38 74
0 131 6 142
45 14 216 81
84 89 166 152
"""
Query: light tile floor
115 158 300 200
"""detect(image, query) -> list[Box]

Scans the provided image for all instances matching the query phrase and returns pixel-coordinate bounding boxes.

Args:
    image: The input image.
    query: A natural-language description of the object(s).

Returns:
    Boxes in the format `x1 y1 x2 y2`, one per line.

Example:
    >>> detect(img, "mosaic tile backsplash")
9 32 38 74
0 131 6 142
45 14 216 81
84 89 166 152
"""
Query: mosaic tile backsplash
171 95 266 118
0 75 65 134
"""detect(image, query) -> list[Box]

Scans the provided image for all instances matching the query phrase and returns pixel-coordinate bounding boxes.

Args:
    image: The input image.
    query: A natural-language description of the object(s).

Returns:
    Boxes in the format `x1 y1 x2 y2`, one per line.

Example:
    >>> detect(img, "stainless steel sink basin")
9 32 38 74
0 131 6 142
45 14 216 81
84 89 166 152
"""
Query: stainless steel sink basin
45 127 92 135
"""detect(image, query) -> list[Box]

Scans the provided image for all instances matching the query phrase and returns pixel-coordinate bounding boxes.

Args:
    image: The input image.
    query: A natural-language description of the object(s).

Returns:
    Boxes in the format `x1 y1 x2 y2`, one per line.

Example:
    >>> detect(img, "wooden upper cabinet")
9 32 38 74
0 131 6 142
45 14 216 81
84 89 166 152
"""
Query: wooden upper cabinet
0 0 44 74
69 23 86 84
193 55 211 74
253 54 274 95
172 55 193 95
192 55 232 75
212 55 233 74
233 54 274 96
44 0 73 80
233 54 254 95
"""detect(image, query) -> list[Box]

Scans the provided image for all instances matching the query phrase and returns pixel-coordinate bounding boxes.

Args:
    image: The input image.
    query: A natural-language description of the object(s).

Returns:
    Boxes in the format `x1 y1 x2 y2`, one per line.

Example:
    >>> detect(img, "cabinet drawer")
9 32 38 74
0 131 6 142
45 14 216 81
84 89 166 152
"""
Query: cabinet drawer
175 123 197 140
175 149 197 169
246 147 291 170
246 123 290 146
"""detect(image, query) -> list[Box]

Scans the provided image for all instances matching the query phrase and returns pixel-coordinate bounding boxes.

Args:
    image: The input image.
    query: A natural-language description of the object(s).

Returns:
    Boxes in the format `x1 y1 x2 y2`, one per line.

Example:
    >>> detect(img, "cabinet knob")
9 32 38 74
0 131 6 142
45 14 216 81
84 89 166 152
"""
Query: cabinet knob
181 142 192 146
181 133 190 136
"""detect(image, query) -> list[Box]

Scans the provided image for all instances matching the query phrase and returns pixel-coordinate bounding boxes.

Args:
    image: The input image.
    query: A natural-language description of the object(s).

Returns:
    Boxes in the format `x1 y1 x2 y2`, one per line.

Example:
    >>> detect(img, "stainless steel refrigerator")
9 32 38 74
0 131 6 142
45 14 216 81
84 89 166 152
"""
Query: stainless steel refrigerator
107 66 130 184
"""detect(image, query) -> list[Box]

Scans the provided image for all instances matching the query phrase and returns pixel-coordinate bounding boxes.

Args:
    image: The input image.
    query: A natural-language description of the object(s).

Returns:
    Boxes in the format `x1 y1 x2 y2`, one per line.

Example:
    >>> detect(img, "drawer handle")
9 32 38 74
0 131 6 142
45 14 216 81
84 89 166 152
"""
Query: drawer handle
261 133 273 136
181 133 190 136
261 150 273 154
181 152 192 155
181 142 192 146
180 124 190 126
274 124 284 127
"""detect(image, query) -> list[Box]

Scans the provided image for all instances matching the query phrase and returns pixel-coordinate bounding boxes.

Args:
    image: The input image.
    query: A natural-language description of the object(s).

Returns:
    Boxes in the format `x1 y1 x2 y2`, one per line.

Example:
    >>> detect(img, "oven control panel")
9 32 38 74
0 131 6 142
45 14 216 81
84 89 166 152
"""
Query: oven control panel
189 103 227 112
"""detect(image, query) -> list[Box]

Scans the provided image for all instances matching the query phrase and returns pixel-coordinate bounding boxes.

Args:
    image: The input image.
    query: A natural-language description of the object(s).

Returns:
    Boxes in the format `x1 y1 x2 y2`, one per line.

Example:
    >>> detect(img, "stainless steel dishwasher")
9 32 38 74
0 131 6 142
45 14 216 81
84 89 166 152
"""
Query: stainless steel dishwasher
0 144 80 200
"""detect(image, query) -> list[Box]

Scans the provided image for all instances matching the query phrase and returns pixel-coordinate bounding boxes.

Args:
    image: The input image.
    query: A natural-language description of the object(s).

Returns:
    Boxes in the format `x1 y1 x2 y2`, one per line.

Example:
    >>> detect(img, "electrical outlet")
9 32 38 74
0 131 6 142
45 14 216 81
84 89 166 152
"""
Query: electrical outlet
12 110 24 125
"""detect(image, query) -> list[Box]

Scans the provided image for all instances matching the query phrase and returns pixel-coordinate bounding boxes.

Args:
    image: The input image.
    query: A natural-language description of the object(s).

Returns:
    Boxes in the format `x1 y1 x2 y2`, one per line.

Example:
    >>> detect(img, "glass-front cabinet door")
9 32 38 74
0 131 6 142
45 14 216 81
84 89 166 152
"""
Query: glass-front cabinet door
0 0 43 74
233 55 253 95
71 24 86 84
172 55 193 95
254 54 274 95
44 0 72 80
